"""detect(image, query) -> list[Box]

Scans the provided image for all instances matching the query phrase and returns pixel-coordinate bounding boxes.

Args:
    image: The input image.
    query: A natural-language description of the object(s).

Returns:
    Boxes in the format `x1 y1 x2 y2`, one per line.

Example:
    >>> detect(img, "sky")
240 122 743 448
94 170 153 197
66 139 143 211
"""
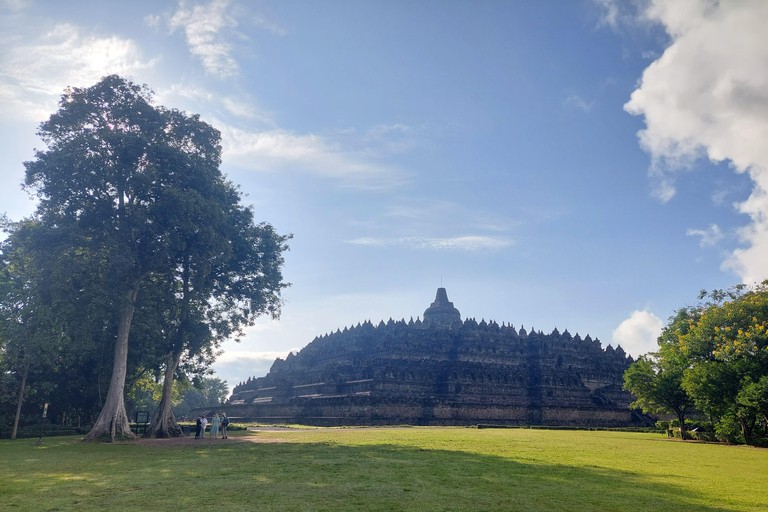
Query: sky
2 0 768 392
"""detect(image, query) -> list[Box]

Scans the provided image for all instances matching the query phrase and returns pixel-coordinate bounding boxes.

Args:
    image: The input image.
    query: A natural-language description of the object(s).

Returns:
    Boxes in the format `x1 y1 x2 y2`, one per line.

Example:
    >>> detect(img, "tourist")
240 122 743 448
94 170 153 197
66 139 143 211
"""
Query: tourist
221 413 229 439
200 414 208 438
210 413 220 437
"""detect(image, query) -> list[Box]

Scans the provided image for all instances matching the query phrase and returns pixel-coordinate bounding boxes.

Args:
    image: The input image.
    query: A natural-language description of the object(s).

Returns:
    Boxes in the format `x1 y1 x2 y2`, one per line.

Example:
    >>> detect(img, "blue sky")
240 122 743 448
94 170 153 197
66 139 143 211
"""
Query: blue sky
2 0 767 391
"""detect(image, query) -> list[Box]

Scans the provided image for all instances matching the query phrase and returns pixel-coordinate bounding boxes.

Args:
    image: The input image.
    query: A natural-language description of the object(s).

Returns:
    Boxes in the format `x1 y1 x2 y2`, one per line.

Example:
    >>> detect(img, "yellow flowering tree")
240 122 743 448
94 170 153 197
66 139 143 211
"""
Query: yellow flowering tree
681 282 768 444
625 282 768 445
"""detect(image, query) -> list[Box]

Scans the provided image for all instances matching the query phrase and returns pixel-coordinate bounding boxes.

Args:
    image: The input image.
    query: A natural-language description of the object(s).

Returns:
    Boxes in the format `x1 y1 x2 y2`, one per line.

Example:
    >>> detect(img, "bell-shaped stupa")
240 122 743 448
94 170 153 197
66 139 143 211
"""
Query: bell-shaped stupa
423 287 461 326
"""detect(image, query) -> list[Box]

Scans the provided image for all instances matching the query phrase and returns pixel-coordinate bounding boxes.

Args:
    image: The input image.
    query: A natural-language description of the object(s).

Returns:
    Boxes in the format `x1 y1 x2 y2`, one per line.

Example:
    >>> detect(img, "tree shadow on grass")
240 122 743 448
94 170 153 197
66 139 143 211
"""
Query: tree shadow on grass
215 442 752 512
1 438 761 512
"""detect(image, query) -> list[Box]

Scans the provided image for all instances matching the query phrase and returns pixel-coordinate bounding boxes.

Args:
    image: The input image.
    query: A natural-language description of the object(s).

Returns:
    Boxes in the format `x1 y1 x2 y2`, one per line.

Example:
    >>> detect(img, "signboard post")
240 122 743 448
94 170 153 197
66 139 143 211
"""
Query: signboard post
134 411 150 435
35 403 48 446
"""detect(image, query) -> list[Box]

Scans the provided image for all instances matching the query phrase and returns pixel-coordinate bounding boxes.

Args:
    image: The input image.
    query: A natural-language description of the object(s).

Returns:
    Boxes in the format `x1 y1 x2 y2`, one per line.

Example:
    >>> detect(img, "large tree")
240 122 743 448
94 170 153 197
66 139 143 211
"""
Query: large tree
680 283 768 444
22 75 289 441
625 283 768 445
0 220 64 439
139 201 289 438
1 216 125 433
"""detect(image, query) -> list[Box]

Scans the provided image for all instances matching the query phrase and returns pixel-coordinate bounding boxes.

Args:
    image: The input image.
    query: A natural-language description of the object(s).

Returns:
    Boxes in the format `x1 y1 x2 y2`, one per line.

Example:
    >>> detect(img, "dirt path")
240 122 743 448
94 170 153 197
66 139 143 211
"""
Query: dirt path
124 426 435 447
125 427 304 447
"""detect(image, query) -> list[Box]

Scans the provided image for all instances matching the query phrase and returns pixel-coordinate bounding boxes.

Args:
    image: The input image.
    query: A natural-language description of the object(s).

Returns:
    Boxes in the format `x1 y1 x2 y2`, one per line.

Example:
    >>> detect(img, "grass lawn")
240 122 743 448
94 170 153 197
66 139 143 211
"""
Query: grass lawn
2 427 766 511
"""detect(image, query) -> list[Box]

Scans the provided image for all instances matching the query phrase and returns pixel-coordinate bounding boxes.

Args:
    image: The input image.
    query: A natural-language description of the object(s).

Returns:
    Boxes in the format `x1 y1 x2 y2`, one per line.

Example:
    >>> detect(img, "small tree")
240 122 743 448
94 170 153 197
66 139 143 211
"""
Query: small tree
737 376 768 437
624 355 695 439
173 377 229 418
623 309 696 440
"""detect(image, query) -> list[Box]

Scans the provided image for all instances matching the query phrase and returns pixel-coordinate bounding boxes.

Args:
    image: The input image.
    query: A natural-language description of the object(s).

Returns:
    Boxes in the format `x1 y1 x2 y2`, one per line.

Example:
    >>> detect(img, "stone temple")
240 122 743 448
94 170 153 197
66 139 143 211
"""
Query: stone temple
226 288 649 427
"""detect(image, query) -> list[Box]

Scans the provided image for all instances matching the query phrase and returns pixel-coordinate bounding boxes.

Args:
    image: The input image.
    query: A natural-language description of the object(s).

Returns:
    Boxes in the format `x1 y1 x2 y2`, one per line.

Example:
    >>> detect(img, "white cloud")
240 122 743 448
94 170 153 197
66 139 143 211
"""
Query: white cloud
216 349 295 365
347 236 512 251
379 199 520 233
563 92 595 113
360 124 417 155
252 13 287 37
221 96 259 119
169 0 239 78
594 0 621 28
330 123 424 160
217 123 407 189
213 349 299 394
612 310 664 357
346 200 519 251
159 83 272 123
686 223 724 247
0 23 154 121
594 0 652 31
650 176 677 202
144 14 161 30
1 0 27 11
624 0 768 284
711 188 729 206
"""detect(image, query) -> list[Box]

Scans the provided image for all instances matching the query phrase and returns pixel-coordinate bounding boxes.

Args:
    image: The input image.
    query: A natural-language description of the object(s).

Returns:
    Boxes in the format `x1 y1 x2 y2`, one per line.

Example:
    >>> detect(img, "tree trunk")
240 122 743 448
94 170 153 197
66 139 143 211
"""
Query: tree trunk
675 409 687 441
739 414 755 445
83 286 138 442
143 252 189 439
144 351 184 438
11 362 29 440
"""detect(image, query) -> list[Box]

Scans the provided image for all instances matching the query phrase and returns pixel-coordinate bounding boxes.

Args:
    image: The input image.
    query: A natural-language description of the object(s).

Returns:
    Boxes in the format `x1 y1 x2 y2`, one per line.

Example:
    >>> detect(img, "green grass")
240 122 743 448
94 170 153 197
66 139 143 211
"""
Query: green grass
2 428 767 511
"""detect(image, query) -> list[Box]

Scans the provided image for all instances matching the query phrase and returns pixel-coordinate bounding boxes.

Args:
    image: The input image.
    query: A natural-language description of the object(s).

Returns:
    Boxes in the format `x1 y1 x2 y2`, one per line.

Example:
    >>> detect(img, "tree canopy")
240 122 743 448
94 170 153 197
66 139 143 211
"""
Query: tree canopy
3 75 290 441
624 282 768 444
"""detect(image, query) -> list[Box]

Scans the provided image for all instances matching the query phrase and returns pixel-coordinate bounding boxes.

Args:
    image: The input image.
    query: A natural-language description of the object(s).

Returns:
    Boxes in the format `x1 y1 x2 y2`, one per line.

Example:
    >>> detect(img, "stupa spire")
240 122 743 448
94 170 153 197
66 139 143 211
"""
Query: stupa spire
423 287 461 326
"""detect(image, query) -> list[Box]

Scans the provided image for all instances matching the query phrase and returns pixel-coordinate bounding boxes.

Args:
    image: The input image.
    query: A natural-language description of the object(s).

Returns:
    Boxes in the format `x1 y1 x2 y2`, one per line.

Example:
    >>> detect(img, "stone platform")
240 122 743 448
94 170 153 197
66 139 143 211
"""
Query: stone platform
224 288 651 427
